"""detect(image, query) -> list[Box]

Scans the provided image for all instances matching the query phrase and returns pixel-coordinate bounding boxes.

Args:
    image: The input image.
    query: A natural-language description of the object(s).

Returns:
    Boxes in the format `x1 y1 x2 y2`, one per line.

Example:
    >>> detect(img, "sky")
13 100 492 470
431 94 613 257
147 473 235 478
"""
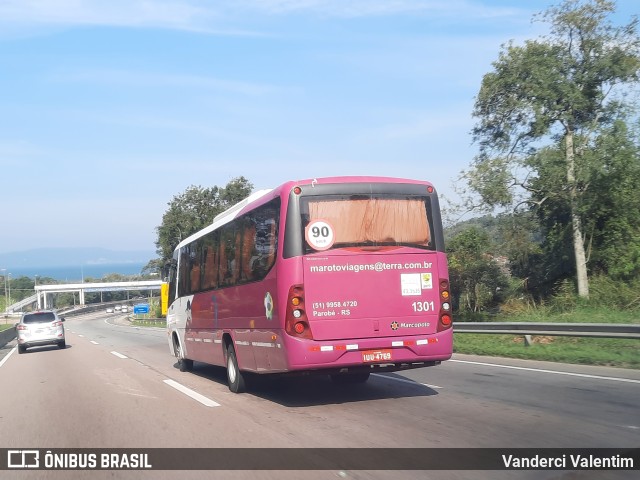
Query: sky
0 0 637 257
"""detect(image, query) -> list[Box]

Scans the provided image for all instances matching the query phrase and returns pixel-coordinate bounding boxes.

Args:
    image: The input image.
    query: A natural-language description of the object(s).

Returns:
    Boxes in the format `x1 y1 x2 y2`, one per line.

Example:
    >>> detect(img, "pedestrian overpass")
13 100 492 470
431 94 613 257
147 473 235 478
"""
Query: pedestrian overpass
32 280 163 310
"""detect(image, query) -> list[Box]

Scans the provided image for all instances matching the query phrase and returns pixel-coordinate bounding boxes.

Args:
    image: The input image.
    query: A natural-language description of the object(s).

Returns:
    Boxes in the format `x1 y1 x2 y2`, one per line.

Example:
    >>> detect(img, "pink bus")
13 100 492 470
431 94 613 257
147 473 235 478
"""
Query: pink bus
166 176 453 392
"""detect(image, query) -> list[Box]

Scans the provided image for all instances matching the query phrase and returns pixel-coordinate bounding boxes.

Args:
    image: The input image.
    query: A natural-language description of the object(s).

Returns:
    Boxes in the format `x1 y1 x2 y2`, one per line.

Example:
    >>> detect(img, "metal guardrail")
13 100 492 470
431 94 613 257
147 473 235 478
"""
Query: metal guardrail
454 322 640 339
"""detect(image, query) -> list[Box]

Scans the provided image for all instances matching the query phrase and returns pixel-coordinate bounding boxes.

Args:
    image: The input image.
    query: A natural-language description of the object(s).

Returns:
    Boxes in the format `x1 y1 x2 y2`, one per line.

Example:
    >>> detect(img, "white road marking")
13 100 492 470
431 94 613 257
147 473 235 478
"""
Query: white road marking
0 347 17 368
163 379 221 407
78 334 84 337
125 392 157 398
450 359 640 384
90 341 99 345
110 351 128 359
372 373 443 389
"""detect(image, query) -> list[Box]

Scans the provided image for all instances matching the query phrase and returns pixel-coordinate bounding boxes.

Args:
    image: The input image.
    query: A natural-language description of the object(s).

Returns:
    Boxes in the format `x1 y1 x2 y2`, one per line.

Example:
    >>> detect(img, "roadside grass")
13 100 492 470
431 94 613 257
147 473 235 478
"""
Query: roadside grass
453 334 640 369
453 306 640 369
0 323 13 332
130 318 165 328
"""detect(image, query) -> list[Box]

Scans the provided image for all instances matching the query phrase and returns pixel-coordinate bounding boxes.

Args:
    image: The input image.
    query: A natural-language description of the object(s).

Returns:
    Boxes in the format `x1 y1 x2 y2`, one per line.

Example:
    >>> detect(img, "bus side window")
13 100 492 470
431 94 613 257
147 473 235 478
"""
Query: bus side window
178 247 191 297
230 228 243 284
167 256 178 304
202 232 219 290
218 226 232 287
241 222 257 282
190 240 202 293
265 219 277 268
250 207 278 278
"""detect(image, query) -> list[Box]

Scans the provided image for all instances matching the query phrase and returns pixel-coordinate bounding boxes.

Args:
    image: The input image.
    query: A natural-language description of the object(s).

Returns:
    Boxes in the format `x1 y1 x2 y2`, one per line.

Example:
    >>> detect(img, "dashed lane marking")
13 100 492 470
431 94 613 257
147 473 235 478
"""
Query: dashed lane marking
163 379 221 407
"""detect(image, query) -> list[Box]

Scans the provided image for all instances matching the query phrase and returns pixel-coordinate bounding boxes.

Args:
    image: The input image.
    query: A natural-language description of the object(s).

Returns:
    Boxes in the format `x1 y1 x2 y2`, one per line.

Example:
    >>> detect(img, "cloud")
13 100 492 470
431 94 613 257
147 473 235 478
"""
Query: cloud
236 0 521 19
359 109 473 142
0 0 256 35
50 69 279 96
0 0 203 26
0 0 529 32
0 139 43 157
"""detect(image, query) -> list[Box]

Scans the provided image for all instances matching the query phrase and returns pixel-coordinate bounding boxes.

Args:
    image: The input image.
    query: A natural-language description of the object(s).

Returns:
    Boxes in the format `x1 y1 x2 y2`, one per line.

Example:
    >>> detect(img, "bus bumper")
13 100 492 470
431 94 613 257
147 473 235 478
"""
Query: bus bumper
281 327 452 373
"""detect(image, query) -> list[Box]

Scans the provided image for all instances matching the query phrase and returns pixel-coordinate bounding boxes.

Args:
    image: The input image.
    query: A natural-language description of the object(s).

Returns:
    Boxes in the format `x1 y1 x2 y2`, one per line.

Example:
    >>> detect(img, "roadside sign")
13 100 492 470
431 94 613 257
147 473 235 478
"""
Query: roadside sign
133 304 150 314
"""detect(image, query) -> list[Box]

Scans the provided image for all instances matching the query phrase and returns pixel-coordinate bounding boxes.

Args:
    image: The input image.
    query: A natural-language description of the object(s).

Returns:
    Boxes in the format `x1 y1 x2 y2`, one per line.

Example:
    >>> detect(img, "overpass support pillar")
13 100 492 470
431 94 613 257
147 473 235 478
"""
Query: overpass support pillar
80 288 85 306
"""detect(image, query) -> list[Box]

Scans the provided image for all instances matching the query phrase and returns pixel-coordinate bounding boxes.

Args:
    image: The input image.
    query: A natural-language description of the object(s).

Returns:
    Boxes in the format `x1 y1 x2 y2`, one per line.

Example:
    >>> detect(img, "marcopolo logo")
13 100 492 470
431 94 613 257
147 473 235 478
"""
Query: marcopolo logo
8 450 40 469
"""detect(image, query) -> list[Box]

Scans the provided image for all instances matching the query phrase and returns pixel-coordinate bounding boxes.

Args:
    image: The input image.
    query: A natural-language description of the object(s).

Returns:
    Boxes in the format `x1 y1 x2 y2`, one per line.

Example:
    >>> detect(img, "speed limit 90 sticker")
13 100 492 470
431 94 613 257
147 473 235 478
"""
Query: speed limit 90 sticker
305 219 335 251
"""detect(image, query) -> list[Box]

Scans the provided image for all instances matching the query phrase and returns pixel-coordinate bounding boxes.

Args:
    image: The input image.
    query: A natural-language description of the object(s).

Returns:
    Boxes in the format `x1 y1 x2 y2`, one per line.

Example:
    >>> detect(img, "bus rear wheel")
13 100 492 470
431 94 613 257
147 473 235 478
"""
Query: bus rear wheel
226 344 247 393
330 372 370 384
174 337 193 372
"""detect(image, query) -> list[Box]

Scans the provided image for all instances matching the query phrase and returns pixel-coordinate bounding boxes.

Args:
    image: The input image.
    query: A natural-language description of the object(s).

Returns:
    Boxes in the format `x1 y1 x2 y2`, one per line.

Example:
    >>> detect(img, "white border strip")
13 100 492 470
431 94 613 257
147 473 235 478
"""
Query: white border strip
110 351 128 359
163 379 221 407
0 347 16 368
450 359 640 384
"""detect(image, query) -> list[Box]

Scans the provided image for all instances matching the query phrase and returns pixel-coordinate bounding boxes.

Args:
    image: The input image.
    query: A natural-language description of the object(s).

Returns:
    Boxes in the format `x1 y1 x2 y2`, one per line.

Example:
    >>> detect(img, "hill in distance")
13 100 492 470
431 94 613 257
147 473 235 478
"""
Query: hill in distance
0 247 156 269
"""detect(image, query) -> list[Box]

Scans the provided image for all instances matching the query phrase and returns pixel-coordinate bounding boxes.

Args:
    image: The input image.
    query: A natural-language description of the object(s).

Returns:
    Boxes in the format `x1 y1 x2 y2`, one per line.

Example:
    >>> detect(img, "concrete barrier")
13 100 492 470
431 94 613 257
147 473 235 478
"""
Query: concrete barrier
0 327 16 348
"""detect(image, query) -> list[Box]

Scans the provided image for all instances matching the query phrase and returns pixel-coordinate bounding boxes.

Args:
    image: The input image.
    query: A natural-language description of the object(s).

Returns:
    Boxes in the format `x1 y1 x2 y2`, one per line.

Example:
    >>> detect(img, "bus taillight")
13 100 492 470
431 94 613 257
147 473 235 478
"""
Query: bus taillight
285 285 313 339
438 279 453 332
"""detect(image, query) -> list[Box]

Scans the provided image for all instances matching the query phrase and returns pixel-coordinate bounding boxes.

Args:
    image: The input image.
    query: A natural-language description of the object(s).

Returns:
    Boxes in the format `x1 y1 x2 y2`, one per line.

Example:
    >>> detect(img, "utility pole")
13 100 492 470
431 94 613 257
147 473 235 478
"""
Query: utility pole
1 268 7 313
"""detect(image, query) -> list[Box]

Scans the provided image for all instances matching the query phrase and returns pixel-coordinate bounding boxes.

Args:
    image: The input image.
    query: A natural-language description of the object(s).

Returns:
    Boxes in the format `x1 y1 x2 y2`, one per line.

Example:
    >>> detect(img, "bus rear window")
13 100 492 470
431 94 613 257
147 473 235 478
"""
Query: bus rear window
301 195 434 253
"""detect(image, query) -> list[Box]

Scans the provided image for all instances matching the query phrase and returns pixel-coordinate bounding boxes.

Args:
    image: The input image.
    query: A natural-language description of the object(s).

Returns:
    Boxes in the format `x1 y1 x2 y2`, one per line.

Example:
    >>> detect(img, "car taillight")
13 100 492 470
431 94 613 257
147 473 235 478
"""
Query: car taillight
17 324 28 330
285 284 313 339
438 279 453 332
52 321 63 327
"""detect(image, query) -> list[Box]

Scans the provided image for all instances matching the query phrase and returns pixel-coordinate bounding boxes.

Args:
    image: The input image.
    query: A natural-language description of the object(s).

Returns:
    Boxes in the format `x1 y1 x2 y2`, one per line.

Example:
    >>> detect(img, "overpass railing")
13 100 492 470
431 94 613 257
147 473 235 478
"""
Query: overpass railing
5 294 38 313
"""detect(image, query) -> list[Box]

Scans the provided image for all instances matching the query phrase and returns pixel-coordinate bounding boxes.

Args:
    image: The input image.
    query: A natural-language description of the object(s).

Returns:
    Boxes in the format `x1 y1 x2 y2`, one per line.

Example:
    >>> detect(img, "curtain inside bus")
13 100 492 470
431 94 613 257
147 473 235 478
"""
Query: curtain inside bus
307 197 430 247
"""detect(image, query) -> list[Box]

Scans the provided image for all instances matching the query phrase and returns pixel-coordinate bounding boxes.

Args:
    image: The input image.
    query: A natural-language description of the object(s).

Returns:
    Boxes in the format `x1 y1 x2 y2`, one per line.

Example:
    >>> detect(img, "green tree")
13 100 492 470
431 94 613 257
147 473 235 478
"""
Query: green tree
531 119 640 282
141 258 163 277
155 176 254 262
466 0 640 298
448 227 510 314
587 121 640 279
8 276 34 302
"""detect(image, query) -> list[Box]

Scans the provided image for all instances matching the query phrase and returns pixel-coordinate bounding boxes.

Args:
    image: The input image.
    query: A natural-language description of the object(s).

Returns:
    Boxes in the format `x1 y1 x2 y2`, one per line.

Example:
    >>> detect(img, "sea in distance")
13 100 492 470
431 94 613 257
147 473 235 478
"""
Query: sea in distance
8 263 148 282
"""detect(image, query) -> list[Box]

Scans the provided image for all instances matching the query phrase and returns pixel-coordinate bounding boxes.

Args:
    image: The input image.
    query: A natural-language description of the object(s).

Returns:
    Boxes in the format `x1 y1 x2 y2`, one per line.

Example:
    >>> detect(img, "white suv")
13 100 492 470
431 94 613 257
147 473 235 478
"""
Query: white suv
16 310 66 354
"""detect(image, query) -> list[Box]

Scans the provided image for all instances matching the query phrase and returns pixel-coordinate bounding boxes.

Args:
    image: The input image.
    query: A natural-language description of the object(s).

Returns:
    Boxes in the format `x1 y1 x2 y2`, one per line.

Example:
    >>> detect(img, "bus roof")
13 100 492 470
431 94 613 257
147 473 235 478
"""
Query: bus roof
174 188 272 251
173 176 436 253
284 176 434 188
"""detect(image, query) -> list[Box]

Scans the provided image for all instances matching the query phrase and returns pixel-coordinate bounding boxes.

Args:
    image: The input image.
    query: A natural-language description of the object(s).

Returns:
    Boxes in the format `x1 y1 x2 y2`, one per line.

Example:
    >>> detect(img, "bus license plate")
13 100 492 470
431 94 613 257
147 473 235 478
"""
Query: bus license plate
362 350 392 363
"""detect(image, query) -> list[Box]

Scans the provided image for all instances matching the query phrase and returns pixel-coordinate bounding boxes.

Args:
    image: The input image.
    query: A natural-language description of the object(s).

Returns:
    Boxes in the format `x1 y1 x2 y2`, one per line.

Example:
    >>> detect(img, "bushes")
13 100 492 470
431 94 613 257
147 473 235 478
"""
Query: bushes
585 275 640 310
